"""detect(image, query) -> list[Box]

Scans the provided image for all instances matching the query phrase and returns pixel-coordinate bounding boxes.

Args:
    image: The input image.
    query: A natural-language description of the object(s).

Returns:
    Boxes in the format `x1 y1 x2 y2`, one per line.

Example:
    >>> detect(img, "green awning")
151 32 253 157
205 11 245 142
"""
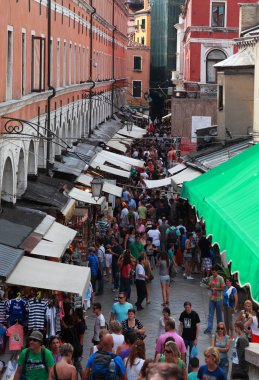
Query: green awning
181 144 259 302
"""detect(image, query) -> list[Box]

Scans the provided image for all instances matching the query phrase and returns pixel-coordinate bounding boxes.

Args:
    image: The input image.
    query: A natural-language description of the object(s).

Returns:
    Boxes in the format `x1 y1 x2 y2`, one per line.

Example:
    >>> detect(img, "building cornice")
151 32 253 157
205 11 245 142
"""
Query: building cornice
183 26 239 42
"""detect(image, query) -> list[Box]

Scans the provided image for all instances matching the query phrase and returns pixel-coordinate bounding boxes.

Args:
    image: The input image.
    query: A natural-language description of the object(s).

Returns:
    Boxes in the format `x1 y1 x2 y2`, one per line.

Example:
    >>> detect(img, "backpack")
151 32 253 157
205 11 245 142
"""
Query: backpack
91 350 117 380
167 227 177 244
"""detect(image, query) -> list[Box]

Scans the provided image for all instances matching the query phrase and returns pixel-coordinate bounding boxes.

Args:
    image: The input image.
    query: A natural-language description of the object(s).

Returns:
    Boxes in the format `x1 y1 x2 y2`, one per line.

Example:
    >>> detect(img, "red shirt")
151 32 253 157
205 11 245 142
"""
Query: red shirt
119 262 131 279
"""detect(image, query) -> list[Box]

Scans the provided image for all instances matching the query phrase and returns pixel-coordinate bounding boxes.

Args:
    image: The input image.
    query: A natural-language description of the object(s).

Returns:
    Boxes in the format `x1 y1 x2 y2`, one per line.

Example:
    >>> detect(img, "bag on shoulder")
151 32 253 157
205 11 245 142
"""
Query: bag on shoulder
91 350 116 380
2 359 17 380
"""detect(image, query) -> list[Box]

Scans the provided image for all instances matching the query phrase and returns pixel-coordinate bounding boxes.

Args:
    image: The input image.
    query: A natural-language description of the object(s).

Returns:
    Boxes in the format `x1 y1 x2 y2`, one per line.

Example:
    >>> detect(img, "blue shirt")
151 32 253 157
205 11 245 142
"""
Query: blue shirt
197 365 227 380
188 372 198 380
87 254 99 276
86 352 125 376
111 302 133 323
223 286 237 308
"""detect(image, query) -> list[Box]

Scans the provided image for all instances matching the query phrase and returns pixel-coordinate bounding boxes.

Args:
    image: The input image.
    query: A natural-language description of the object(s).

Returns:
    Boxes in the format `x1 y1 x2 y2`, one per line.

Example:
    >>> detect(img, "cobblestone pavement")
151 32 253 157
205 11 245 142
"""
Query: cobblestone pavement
83 268 213 364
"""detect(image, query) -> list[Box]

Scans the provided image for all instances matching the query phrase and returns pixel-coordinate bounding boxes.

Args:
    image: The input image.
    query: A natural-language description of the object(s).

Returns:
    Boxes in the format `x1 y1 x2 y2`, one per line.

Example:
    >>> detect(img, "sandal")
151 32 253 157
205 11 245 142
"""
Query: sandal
161 303 166 306
146 301 151 304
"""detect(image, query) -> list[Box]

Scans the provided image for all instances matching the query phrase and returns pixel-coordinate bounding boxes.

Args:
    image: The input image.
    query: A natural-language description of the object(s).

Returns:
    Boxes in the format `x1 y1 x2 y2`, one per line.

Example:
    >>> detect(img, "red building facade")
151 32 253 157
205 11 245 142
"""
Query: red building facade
0 0 128 204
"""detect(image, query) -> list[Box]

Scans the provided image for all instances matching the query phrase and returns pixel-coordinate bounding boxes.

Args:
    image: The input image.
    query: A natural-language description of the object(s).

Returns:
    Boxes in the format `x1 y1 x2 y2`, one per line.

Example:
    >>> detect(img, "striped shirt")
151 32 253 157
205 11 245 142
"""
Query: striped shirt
0 299 8 324
97 219 109 235
28 298 48 330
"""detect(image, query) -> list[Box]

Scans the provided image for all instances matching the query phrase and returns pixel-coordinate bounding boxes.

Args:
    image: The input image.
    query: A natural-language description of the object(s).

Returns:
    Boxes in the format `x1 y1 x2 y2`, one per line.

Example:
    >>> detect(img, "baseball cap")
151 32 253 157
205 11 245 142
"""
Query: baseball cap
29 330 43 342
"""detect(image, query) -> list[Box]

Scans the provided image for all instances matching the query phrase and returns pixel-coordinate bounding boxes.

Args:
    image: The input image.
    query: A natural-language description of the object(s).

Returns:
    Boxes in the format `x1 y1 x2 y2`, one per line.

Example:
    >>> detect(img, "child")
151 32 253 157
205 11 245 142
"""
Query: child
188 357 199 380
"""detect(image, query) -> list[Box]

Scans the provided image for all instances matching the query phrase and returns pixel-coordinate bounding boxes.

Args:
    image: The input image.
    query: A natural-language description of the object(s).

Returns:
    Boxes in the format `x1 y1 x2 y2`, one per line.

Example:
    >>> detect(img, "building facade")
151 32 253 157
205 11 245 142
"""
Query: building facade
0 0 128 204
171 0 255 149
126 0 151 113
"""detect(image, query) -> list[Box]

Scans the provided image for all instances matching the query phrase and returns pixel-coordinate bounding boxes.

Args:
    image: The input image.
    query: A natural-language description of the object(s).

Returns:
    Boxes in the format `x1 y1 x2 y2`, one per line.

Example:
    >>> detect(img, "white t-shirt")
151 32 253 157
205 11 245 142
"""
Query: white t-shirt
136 263 145 281
125 358 145 380
93 313 106 341
111 333 124 352
147 229 160 247
120 208 129 227
251 315 259 336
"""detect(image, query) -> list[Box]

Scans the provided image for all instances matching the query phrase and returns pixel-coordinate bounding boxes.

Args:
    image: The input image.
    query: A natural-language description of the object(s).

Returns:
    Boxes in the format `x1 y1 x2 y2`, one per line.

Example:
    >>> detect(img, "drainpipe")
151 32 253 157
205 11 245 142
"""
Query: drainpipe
47 0 56 172
88 1 96 137
111 0 116 116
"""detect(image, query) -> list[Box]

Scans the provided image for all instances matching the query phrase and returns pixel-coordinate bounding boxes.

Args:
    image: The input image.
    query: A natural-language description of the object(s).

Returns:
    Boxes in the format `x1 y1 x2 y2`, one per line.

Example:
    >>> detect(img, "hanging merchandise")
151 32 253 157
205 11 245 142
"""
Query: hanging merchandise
0 324 7 352
27 293 48 331
6 323 24 351
2 358 18 380
46 306 56 338
0 299 8 325
8 294 27 326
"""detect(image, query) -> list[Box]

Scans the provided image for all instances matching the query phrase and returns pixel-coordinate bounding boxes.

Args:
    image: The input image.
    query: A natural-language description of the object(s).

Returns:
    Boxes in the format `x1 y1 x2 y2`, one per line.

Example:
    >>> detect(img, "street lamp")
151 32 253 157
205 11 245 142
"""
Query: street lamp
90 176 103 200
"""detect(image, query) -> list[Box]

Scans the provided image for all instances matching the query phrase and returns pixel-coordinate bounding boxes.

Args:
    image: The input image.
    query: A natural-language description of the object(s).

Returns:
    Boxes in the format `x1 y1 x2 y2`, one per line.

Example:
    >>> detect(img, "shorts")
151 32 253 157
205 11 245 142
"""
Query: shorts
202 257 212 271
105 254 112 268
160 275 170 283
184 252 192 262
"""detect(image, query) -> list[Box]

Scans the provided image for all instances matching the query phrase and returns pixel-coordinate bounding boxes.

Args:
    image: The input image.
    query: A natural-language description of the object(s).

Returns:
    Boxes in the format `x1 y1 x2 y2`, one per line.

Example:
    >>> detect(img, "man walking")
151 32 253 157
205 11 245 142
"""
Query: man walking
92 302 106 345
204 267 225 334
231 321 249 378
179 301 200 357
156 320 187 360
14 330 54 380
110 292 133 323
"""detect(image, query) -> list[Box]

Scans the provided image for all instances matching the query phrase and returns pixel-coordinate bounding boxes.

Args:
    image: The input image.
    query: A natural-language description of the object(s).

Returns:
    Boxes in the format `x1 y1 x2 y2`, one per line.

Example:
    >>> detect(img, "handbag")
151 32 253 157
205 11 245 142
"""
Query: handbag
2 359 17 380
190 345 198 358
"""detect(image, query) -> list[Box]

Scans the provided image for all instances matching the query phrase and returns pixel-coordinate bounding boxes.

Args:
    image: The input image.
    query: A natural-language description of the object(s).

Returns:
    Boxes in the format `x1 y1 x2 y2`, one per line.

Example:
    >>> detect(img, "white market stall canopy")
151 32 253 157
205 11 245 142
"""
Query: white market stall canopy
69 187 106 206
44 222 77 244
31 240 68 259
6 256 90 296
106 140 127 153
144 177 173 189
117 125 146 139
162 113 172 121
113 134 134 146
100 150 145 168
91 152 132 171
168 163 187 175
90 161 131 178
171 167 202 188
76 174 123 198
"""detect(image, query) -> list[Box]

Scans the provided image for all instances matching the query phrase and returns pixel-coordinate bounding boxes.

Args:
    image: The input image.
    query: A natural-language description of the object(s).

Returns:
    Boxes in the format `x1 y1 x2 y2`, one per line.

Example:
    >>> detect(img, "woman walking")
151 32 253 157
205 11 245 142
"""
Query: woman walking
135 255 148 311
125 340 146 380
48 343 77 380
161 341 187 380
183 232 194 280
211 322 230 376
158 251 170 306
118 250 133 300
143 253 153 304
223 278 238 340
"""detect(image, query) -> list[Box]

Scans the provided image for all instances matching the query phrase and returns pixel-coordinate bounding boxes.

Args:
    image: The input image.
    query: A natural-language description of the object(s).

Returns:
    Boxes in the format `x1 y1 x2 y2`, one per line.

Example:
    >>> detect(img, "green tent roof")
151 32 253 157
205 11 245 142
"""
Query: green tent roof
181 143 259 302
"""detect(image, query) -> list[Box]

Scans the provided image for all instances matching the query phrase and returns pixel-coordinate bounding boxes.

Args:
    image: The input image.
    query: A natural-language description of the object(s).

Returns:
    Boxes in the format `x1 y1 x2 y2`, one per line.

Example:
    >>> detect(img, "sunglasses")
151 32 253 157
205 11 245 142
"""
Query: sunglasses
217 327 224 330
118 296 125 299
164 349 172 353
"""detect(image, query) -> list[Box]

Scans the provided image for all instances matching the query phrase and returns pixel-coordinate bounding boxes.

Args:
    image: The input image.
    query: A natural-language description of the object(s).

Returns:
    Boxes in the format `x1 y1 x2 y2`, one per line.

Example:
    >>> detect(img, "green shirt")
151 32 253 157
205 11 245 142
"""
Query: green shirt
18 347 54 380
188 371 198 380
130 241 144 259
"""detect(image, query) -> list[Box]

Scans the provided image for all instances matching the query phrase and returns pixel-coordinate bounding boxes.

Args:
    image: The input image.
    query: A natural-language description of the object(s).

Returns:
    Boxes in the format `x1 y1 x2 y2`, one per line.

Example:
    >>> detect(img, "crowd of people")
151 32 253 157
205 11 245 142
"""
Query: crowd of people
7 119 258 380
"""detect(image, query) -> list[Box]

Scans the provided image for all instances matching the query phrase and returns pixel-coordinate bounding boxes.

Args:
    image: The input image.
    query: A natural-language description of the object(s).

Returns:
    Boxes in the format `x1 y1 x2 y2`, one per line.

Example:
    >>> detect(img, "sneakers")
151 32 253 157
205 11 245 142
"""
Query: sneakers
204 328 212 334
187 276 194 280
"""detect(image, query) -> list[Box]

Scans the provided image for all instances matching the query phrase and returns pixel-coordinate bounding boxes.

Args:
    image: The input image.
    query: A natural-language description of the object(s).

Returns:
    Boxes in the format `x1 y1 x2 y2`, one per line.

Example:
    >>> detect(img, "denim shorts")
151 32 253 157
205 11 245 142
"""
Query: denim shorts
160 275 170 283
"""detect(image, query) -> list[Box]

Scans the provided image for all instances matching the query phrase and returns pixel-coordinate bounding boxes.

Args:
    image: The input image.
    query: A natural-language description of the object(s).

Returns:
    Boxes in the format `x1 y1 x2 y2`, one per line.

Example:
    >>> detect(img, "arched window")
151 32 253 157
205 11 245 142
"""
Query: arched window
206 49 226 83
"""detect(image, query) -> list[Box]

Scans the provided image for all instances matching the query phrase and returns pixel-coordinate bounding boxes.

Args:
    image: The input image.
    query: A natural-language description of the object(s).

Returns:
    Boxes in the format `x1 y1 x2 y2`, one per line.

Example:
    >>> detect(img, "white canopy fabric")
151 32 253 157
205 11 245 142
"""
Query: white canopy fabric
69 188 106 205
31 240 68 259
100 150 144 168
106 140 127 153
92 152 132 171
162 113 172 121
113 134 134 146
61 199 76 218
144 177 173 189
44 222 77 244
168 163 187 175
171 167 201 188
76 174 123 197
90 161 131 178
6 256 90 295
117 126 145 139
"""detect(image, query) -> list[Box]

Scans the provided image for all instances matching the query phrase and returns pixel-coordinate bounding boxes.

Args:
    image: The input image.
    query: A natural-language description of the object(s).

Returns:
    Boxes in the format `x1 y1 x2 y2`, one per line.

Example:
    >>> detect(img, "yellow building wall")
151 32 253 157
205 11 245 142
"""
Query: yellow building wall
134 13 151 47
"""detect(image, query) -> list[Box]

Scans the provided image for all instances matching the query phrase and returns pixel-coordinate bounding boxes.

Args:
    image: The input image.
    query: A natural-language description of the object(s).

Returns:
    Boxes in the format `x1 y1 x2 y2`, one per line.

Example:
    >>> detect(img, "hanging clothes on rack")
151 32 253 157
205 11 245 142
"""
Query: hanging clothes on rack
6 323 24 351
8 297 27 326
27 298 48 331
0 299 8 325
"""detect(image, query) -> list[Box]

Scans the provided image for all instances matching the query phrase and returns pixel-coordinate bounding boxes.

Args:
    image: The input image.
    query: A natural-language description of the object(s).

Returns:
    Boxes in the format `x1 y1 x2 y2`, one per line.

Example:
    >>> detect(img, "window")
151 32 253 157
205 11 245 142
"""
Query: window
218 85 223 110
132 80 141 98
141 37 145 45
69 42 72 85
74 44 77 84
211 2 225 27
206 49 226 83
141 19 146 30
50 39 53 85
57 40 60 87
6 28 13 100
133 56 142 71
63 41 67 86
21 31 26 96
31 36 45 92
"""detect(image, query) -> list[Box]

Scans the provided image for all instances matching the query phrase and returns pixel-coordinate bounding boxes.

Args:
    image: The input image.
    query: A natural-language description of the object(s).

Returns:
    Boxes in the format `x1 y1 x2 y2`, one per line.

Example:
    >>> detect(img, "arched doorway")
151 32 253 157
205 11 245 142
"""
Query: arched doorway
38 138 45 168
1 157 15 203
17 149 26 197
206 49 227 83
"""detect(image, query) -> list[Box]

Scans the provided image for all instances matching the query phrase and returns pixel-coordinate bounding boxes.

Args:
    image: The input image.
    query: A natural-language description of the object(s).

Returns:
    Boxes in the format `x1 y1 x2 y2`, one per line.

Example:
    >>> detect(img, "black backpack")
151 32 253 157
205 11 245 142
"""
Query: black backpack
91 350 117 380
167 227 177 244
